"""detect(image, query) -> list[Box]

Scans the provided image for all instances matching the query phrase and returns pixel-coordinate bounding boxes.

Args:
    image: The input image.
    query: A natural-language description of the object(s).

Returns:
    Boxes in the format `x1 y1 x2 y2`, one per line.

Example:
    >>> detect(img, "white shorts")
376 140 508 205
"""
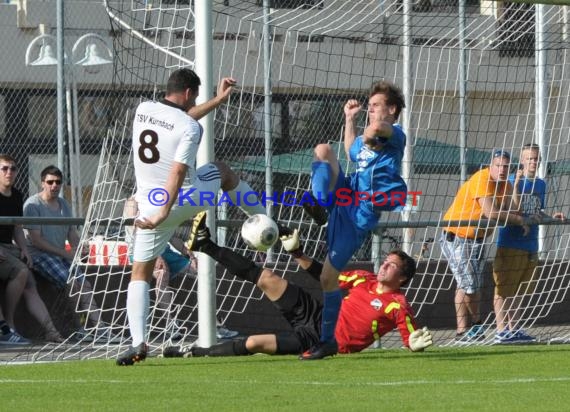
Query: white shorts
133 163 221 262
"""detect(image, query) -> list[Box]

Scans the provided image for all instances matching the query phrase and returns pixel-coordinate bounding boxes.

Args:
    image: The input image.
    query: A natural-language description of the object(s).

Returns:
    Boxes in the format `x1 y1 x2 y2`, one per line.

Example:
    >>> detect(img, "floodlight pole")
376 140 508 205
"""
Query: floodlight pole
56 0 66 175
67 71 82 218
68 33 114 218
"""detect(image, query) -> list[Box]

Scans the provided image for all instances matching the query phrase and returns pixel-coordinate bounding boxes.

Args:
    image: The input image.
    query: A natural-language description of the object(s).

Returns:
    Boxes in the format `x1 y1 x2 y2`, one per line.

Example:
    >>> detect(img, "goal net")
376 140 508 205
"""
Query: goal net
18 0 570 362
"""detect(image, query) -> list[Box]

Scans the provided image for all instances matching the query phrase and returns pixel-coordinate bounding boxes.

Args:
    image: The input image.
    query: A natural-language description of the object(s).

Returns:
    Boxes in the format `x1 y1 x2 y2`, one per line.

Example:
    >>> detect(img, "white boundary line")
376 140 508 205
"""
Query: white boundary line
1 376 570 386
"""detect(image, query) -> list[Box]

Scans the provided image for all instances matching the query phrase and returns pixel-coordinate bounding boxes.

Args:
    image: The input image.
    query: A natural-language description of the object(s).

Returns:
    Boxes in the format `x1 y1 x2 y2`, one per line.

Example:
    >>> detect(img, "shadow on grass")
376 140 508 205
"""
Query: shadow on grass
138 344 570 367
142 353 301 367
351 344 570 362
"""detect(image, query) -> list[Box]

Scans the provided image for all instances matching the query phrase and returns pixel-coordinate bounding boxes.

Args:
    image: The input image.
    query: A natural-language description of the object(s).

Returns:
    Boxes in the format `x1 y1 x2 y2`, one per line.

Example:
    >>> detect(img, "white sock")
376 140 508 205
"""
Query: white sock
126 280 150 347
227 179 267 216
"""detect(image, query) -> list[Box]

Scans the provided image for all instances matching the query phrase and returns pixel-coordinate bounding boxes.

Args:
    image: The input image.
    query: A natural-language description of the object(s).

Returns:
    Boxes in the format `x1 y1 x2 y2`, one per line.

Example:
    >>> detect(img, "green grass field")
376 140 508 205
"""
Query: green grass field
1 345 569 411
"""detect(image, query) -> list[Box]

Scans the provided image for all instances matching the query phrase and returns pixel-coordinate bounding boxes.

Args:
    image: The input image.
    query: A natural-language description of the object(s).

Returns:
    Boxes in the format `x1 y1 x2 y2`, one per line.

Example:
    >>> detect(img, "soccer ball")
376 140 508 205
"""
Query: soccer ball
241 214 279 251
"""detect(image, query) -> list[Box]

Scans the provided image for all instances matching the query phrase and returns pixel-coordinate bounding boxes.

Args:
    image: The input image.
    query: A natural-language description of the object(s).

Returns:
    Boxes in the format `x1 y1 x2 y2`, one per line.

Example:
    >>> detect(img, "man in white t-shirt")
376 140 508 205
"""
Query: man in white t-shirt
24 165 115 343
117 68 272 366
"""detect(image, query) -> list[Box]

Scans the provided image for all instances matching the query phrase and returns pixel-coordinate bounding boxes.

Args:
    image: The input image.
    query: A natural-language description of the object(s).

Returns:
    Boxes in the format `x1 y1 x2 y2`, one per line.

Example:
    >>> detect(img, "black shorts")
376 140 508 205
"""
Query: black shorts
271 282 322 354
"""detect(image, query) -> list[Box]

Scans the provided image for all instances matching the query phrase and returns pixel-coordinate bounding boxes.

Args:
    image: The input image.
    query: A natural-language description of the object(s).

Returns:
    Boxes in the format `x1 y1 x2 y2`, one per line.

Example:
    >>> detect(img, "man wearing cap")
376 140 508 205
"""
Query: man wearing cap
439 149 541 344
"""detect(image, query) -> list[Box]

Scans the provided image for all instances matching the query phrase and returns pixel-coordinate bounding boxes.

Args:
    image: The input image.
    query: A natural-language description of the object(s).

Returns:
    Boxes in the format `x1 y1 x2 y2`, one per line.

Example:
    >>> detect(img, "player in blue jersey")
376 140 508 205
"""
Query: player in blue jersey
300 81 407 359
493 143 565 344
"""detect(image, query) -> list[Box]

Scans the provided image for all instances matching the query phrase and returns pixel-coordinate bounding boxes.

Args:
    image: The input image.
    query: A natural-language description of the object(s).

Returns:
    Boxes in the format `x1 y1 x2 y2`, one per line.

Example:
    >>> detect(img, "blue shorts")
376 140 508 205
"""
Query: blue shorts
314 165 407 271
326 205 370 270
321 167 377 271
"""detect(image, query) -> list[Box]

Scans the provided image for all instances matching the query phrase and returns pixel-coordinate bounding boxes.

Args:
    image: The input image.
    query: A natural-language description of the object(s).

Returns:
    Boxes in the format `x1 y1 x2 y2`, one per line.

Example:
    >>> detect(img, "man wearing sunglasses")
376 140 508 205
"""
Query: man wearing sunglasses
0 155 63 344
23 165 116 342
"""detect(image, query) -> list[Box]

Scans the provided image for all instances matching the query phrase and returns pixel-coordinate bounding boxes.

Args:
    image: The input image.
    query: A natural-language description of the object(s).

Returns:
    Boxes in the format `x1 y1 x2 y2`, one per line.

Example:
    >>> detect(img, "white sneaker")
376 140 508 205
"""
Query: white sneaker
216 326 239 339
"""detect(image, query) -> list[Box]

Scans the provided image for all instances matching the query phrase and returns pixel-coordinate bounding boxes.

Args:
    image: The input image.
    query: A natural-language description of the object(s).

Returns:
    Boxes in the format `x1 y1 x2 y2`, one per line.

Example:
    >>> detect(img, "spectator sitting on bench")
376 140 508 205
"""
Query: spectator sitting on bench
0 154 63 344
23 165 116 343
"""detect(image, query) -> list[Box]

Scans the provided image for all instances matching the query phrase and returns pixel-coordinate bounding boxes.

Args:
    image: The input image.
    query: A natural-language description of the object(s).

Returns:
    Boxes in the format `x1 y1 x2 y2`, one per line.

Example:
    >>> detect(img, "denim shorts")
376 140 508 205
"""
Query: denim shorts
439 232 486 294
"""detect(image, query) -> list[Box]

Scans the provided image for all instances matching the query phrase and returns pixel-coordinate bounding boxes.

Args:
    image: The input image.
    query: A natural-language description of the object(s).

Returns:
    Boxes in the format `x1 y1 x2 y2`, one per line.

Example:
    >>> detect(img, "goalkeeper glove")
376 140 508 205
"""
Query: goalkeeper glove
409 326 433 352
280 229 303 258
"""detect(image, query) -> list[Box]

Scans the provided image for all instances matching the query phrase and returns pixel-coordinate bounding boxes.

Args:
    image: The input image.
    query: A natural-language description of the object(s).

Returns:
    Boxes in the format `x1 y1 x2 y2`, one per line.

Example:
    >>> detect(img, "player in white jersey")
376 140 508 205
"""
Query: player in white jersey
117 68 270 366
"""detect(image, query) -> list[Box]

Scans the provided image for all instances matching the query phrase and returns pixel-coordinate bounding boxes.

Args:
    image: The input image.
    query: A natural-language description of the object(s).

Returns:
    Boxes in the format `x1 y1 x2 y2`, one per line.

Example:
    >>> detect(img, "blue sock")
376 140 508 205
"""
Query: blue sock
320 289 342 342
311 161 332 203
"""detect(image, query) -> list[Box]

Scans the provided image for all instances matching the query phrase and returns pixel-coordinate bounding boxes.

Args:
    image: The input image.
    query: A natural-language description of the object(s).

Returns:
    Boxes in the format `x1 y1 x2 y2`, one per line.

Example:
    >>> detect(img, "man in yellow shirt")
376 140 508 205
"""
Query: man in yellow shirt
440 149 540 344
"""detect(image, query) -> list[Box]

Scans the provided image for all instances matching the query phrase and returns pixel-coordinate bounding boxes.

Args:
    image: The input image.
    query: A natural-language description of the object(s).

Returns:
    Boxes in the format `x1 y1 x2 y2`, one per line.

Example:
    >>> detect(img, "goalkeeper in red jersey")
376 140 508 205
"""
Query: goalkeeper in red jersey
163 212 432 358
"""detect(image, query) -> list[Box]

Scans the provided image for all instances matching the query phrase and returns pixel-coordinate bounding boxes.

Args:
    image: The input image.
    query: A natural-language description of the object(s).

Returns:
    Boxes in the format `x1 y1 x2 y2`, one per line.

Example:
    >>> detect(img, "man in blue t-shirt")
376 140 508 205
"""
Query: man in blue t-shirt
493 143 565 344
299 81 407 359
